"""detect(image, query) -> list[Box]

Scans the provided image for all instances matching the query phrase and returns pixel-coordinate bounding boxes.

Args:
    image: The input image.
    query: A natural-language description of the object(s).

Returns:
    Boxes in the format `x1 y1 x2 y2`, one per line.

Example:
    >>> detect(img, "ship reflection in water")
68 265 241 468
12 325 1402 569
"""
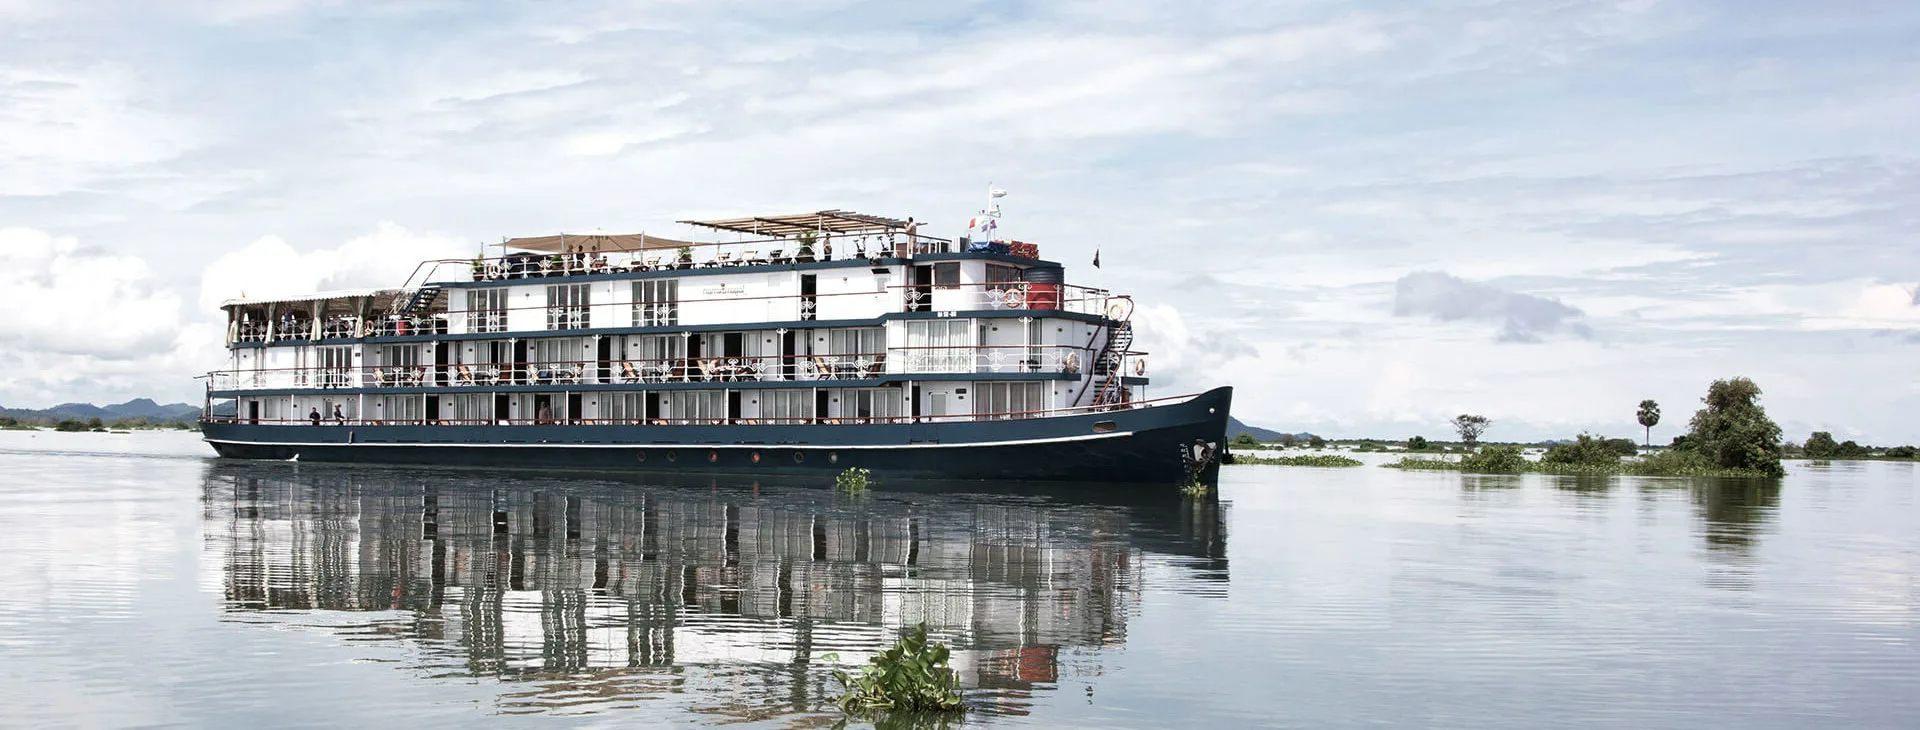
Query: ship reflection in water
202 463 1228 719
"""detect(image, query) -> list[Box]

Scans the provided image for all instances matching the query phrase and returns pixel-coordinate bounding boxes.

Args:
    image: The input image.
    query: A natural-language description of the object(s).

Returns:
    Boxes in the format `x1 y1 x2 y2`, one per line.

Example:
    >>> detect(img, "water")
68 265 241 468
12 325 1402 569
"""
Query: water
1 431 1915 729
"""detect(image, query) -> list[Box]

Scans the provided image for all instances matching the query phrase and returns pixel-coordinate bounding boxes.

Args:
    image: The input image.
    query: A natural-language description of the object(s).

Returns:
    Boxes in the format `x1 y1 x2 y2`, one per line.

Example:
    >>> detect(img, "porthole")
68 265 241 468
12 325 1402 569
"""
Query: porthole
637 450 647 462
1093 420 1117 433
793 451 806 463
828 452 839 464
666 451 677 463
708 450 718 463
751 451 761 464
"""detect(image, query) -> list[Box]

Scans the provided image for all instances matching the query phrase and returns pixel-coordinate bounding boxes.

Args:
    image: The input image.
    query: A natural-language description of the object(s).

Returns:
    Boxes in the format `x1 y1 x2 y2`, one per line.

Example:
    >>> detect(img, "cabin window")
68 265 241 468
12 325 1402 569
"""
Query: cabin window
764 390 812 424
443 394 493 424
634 279 678 326
604 392 645 423
845 389 902 423
530 338 586 373
380 395 424 424
467 288 507 333
664 390 725 424
826 327 884 358
546 284 591 330
976 382 1046 419
985 264 1023 292
933 262 961 290
318 346 353 388
903 319 970 372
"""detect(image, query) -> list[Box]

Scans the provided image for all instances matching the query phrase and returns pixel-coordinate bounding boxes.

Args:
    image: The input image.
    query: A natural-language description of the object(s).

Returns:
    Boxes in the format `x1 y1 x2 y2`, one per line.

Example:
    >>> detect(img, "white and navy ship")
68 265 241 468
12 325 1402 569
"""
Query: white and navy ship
200 204 1230 484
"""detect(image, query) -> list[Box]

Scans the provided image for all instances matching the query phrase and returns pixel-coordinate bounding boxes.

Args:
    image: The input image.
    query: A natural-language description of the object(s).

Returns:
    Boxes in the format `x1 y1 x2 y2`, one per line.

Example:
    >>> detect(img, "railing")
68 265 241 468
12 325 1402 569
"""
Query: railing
202 391 1190 428
456 232 974 284
204 344 1125 392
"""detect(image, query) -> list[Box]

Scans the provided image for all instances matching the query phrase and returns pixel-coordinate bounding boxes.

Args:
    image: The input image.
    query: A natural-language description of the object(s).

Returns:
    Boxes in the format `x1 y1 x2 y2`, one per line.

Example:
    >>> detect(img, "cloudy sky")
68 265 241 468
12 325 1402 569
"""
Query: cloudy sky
2 0 1916 443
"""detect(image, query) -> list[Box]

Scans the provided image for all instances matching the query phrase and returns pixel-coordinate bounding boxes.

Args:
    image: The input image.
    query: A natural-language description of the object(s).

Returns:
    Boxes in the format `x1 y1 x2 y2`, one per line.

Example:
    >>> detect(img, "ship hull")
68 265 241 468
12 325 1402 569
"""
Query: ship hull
202 387 1231 484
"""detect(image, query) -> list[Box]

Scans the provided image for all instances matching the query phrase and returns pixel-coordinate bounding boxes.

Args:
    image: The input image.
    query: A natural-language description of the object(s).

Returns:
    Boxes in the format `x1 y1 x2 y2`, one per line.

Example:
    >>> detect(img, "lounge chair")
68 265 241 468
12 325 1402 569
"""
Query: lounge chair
619 361 641 383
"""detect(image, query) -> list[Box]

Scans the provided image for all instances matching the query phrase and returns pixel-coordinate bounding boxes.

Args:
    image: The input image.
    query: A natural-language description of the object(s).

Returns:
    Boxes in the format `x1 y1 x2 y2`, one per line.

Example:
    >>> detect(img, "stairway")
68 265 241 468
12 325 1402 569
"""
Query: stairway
397 285 443 317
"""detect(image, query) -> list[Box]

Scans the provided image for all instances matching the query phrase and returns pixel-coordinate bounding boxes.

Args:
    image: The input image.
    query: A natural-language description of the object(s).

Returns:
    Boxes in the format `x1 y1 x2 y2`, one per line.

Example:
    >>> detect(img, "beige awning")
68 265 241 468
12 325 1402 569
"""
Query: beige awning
503 232 700 253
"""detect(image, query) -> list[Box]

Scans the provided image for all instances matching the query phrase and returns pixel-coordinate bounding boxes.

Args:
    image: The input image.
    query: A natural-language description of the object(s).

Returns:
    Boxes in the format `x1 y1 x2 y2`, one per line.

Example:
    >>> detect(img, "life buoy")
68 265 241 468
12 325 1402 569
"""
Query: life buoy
1064 353 1080 373
1107 302 1126 320
1003 287 1026 309
1134 358 1146 376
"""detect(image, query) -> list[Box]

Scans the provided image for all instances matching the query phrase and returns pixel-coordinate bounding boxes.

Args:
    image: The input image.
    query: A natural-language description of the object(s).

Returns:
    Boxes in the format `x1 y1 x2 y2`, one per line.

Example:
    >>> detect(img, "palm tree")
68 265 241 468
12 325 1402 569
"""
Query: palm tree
1637 399 1661 447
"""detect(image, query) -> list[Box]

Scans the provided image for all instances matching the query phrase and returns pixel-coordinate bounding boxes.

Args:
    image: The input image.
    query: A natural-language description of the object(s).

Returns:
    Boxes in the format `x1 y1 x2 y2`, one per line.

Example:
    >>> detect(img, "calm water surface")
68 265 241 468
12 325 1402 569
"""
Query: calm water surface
1 431 1915 728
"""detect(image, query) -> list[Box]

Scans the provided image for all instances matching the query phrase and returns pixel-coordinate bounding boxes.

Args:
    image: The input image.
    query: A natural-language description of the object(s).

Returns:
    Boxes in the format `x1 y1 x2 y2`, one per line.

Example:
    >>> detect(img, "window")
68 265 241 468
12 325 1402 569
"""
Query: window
531 338 586 377
634 279 678 326
845 389 902 423
318 346 352 388
933 262 960 290
826 327 884 358
468 288 507 333
547 284 591 329
904 319 970 372
764 390 812 423
976 382 1047 419
604 392 645 423
986 264 1023 291
664 390 725 424
443 394 493 424
381 395 424 423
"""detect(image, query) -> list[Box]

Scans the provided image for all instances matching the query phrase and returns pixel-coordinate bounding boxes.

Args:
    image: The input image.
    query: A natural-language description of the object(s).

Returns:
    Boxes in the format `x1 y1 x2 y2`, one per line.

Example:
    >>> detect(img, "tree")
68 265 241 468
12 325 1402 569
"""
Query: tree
1451 414 1491 451
1231 433 1259 448
1803 431 1839 459
1278 433 1298 448
1636 400 1661 447
1542 434 1621 467
1308 435 1327 449
1406 435 1430 451
1683 377 1784 477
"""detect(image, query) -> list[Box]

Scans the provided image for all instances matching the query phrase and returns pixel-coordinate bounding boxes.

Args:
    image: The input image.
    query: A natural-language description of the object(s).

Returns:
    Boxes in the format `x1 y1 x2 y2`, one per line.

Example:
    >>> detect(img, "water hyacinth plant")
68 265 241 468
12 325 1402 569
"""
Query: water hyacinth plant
830 623 966 715
836 467 875 493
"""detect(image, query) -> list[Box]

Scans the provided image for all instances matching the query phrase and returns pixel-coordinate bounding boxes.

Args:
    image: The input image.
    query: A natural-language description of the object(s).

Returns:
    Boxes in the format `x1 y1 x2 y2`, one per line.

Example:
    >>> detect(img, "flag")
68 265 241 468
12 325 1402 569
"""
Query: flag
1092 247 1101 268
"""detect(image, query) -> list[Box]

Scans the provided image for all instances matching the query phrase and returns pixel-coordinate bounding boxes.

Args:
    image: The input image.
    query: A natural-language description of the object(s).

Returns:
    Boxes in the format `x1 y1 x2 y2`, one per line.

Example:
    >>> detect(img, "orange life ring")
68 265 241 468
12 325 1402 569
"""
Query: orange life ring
1003 287 1026 309
1134 358 1146 376
1107 302 1126 320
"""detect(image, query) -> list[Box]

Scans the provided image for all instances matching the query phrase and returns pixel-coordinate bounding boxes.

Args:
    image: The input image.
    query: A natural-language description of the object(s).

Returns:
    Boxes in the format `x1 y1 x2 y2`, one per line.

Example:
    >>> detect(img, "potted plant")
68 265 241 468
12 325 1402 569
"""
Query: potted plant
676 246 694 268
796 231 817 263
470 257 486 280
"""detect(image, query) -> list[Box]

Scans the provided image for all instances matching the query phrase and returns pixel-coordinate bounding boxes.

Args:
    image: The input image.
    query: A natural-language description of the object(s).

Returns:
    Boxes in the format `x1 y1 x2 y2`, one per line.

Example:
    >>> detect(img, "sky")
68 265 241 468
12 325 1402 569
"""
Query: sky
2 0 1916 444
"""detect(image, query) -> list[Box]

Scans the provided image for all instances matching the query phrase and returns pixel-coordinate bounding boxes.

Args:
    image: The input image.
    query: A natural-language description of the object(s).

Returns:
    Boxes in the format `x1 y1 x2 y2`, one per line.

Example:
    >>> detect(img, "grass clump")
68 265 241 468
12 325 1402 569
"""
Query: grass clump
830 623 965 715
835 467 875 493
1233 454 1363 467
1384 457 1463 471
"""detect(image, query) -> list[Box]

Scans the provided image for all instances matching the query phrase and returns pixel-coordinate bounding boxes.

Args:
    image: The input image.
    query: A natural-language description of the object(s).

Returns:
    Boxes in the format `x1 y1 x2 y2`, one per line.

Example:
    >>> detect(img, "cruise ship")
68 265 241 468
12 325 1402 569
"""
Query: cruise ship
199 207 1231 484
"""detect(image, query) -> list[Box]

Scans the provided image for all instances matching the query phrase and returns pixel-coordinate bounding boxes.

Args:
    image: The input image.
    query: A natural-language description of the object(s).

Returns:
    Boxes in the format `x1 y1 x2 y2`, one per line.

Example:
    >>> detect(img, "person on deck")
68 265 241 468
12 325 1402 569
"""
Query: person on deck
308 407 321 426
537 403 553 425
332 404 345 425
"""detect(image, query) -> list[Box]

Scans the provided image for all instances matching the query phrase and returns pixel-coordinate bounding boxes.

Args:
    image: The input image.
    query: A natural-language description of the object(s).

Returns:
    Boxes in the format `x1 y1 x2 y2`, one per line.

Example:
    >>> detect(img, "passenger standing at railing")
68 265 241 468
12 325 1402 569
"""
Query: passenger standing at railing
332 404 345 425
898 217 918 257
308 408 321 426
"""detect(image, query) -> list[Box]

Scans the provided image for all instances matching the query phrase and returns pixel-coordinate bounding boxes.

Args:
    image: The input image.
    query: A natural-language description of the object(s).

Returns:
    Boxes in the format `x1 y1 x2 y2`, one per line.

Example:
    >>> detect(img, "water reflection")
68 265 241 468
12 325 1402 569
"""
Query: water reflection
1689 480 1781 560
201 463 1227 718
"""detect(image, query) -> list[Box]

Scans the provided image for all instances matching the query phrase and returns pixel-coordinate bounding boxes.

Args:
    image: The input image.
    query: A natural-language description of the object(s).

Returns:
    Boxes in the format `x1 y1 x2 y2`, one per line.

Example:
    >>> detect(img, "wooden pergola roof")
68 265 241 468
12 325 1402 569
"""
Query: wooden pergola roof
679 209 938 239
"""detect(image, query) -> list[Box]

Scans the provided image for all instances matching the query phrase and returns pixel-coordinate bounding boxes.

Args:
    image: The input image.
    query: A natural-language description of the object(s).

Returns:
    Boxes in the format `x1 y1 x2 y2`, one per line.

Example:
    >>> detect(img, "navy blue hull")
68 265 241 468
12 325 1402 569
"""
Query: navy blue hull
203 387 1232 484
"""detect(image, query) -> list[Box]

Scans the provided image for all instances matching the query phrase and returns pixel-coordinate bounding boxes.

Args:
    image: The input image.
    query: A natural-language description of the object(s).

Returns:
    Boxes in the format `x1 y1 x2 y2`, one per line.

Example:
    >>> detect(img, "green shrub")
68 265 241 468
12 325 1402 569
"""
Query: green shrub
1459 445 1528 474
1604 438 1638 456
1231 433 1259 448
830 623 965 714
835 467 874 493
1886 445 1917 459
1384 457 1463 471
1234 454 1363 467
1406 436 1429 451
1542 434 1622 467
1803 431 1838 459
1684 377 1784 477
54 420 88 432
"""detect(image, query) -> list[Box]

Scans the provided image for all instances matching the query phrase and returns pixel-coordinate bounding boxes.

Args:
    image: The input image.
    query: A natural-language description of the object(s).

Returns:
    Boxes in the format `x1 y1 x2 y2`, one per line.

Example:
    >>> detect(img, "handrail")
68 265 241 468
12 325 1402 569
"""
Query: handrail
201 391 1191 427
202 343 1131 391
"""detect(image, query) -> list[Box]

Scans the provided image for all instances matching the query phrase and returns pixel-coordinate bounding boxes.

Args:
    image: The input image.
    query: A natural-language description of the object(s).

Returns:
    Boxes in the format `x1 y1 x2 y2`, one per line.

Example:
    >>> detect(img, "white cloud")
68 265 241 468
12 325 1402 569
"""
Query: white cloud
0 228 182 359
199 222 476 312
0 65 198 195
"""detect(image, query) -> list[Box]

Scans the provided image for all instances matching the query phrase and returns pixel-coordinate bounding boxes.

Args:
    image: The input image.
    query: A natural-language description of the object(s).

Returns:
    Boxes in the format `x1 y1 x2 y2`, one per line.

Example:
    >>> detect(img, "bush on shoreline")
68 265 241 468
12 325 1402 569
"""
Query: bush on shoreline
1232 454 1363 468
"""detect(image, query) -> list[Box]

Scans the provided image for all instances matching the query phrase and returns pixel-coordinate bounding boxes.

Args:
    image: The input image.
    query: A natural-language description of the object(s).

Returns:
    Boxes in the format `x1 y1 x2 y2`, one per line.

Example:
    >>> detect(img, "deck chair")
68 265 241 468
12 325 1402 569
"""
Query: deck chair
619 361 641 383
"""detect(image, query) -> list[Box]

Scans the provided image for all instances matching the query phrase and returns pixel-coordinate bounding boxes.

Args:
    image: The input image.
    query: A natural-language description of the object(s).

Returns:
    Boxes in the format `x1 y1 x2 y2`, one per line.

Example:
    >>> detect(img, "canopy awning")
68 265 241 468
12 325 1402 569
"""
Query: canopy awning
503 232 700 253
680 209 939 239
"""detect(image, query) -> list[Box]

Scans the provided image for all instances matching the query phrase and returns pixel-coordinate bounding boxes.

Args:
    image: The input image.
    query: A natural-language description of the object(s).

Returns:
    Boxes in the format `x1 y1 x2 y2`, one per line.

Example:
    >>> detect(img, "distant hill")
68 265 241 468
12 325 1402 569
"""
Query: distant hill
1228 416 1287 442
1 398 200 425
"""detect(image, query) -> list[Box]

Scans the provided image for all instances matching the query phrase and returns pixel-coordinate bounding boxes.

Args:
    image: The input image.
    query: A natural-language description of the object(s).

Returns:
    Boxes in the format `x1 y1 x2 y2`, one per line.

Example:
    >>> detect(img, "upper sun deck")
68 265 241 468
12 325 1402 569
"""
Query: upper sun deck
222 209 1120 347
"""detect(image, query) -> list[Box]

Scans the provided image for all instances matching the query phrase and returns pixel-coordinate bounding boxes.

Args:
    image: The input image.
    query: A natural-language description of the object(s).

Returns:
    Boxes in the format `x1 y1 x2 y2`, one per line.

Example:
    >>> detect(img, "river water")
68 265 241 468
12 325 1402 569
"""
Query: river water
1 431 1914 728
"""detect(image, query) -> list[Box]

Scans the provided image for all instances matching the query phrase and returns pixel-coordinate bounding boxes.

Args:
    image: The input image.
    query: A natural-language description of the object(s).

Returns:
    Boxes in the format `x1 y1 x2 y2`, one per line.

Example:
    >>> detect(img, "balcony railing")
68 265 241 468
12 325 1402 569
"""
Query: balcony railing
204 344 1121 392
202 391 1188 428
